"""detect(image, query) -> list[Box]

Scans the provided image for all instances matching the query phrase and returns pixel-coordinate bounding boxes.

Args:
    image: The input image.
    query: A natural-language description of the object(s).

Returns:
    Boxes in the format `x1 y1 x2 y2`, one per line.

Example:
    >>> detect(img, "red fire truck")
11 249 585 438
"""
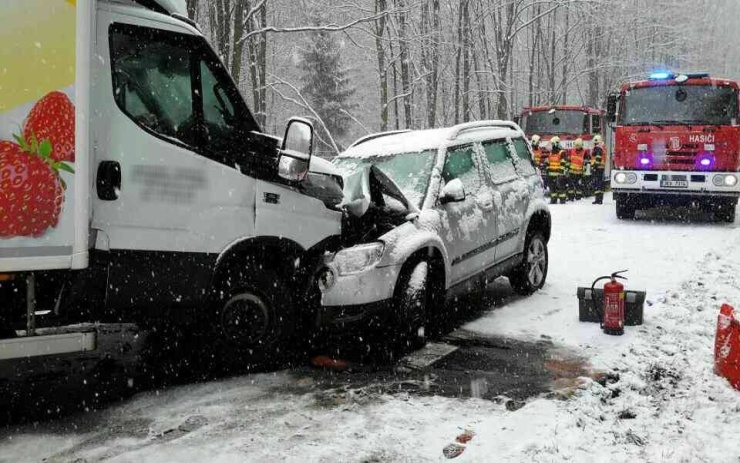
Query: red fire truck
517 105 606 152
607 71 740 221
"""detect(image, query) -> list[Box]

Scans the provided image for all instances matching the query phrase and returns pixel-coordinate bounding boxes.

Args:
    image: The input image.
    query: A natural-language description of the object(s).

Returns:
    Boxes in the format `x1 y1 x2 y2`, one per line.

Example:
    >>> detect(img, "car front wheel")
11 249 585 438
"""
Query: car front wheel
509 231 548 296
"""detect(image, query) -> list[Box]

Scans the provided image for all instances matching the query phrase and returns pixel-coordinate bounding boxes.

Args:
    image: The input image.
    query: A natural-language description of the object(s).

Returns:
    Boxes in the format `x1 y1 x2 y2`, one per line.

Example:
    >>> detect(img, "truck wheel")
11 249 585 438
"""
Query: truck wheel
715 200 737 223
393 258 432 350
213 267 293 363
616 197 636 220
509 231 548 296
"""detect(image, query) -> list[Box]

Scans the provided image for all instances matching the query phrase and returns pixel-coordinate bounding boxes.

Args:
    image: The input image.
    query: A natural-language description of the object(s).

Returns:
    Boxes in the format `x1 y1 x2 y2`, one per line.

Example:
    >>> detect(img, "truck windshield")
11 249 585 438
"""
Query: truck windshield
523 110 586 135
333 151 436 209
621 85 739 126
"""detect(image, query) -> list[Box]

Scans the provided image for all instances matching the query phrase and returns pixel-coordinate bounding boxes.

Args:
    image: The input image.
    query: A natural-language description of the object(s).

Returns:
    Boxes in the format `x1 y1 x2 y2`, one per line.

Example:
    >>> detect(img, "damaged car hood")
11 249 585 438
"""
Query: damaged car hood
340 165 420 218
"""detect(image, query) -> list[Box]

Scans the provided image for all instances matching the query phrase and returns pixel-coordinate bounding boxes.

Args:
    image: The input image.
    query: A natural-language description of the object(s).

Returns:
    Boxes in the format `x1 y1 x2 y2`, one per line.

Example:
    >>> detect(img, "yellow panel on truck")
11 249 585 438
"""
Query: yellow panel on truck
0 0 90 272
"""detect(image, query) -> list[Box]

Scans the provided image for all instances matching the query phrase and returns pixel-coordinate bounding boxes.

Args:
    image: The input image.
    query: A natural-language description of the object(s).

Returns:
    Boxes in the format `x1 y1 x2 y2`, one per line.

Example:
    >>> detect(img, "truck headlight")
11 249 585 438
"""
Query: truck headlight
614 172 637 184
713 174 738 187
333 242 385 275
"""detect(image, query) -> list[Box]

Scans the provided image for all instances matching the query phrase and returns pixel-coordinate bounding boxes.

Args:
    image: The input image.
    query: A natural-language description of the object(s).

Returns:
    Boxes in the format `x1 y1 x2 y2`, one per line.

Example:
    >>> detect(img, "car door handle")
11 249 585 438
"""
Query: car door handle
479 201 494 212
97 161 121 201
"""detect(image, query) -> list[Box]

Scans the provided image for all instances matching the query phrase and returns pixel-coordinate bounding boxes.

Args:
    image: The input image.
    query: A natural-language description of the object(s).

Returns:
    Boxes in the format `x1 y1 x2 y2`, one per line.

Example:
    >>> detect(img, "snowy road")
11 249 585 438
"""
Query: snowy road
2 194 740 462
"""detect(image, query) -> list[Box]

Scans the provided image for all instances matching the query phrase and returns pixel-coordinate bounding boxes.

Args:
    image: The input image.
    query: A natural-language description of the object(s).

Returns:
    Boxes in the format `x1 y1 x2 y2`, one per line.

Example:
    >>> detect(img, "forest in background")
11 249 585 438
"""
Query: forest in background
184 0 740 155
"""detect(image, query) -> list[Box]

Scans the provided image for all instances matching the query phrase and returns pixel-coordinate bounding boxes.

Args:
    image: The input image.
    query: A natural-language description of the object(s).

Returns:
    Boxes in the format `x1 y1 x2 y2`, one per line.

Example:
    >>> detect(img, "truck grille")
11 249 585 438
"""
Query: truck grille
665 151 698 165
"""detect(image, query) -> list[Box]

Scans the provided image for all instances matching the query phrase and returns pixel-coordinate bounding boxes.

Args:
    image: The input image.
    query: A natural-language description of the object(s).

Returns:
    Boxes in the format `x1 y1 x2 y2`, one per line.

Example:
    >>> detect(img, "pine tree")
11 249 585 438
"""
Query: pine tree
299 20 356 155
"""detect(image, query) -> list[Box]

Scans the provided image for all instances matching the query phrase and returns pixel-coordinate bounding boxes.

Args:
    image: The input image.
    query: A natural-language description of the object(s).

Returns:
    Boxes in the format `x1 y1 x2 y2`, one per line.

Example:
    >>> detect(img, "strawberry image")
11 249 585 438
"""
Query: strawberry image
23 91 75 162
0 135 73 238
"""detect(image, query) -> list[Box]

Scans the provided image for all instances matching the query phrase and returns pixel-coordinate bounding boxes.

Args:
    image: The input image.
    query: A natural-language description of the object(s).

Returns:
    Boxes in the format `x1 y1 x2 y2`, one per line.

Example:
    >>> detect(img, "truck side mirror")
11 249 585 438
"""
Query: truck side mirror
279 118 314 182
606 94 618 123
513 116 521 126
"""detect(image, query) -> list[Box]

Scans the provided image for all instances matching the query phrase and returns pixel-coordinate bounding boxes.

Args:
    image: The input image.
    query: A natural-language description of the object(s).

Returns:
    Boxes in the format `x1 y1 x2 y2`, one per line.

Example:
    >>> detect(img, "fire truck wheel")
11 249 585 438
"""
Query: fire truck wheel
510 231 548 296
616 197 636 220
715 200 736 223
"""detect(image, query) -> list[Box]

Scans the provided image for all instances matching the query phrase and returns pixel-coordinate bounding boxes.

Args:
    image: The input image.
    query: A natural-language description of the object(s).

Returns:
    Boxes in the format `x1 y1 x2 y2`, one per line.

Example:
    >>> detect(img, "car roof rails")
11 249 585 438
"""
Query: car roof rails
348 130 412 148
448 120 522 140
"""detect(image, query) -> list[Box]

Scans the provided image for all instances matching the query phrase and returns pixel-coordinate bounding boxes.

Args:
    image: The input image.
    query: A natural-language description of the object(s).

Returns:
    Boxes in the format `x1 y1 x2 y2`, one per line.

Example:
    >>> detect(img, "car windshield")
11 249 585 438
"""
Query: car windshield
620 85 739 125
523 110 586 134
333 150 437 209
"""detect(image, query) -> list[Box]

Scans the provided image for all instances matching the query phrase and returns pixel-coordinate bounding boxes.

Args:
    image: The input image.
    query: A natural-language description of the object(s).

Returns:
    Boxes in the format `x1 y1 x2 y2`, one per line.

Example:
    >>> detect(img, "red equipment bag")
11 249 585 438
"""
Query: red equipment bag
715 304 740 390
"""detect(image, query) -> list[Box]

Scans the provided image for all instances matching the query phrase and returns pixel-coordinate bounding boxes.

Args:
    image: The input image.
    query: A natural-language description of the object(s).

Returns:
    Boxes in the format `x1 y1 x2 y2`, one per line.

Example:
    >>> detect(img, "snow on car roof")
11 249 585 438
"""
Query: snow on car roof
339 122 523 159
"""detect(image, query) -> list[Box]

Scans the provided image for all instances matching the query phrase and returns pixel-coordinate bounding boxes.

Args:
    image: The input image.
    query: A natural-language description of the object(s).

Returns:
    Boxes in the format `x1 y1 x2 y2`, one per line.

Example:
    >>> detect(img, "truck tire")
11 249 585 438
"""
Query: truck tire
509 231 548 296
616 197 636 220
213 267 294 363
715 200 737 223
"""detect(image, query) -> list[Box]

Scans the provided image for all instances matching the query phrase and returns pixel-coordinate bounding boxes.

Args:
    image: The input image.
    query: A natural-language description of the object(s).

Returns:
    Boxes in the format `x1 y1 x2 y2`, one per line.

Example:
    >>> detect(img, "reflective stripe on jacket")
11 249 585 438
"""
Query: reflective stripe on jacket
593 146 607 169
569 149 585 175
548 149 565 175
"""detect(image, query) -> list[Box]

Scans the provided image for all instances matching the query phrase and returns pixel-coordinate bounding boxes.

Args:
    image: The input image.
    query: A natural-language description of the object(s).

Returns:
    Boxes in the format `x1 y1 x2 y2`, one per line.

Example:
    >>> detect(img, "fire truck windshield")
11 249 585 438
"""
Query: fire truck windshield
522 110 586 134
620 85 739 126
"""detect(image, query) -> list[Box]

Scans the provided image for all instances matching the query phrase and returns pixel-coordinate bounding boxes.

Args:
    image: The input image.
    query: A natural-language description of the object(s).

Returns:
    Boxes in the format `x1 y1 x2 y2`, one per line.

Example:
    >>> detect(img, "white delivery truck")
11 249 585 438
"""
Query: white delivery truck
0 0 344 360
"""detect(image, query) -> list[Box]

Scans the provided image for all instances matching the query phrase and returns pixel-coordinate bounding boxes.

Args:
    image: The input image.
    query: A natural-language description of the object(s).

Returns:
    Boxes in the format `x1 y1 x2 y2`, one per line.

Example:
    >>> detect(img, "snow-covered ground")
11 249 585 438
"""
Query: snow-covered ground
2 194 740 462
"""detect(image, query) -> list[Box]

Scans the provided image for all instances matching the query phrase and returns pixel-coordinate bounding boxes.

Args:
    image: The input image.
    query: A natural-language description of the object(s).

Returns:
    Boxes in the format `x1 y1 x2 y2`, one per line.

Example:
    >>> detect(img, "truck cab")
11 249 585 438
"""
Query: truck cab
0 0 343 360
607 72 740 221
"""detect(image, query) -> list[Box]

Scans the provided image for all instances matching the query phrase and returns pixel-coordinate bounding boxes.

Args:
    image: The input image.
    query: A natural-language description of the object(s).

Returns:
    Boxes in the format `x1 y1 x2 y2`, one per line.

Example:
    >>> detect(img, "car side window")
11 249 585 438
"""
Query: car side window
442 144 484 195
510 138 538 176
481 140 518 183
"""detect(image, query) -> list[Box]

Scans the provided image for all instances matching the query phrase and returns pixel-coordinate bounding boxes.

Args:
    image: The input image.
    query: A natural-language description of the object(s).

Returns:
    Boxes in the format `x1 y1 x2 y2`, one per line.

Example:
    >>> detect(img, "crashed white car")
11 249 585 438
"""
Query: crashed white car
316 121 551 343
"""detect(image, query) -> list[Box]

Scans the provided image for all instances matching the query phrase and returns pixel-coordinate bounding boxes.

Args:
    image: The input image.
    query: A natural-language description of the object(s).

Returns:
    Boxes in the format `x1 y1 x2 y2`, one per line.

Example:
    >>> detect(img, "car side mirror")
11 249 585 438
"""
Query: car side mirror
279 118 314 182
440 178 466 204
606 93 618 123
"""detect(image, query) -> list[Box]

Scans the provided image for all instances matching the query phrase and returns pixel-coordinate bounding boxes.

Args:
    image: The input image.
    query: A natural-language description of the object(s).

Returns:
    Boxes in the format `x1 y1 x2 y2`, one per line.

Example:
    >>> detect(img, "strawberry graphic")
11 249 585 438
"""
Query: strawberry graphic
0 135 73 238
23 91 75 162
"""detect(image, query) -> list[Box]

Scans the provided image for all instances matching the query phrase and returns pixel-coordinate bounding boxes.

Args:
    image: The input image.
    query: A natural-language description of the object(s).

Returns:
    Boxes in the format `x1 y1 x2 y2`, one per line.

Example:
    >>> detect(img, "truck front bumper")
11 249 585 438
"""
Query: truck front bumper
611 170 740 197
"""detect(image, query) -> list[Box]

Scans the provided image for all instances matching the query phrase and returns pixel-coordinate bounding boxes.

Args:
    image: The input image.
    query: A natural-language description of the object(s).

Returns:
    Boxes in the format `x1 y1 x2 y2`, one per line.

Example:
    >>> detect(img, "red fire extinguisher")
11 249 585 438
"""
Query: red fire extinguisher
591 270 628 336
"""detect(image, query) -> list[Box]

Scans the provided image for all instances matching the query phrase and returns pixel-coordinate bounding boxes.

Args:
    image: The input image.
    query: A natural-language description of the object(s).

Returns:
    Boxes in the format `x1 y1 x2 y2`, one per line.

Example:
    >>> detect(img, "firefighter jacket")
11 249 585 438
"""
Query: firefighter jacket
569 148 585 175
592 146 607 170
547 149 567 176
532 147 543 166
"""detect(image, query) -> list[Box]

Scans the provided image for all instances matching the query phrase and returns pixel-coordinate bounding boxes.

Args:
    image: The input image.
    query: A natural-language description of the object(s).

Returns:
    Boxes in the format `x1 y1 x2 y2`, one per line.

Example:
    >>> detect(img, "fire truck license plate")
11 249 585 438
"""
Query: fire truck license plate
661 180 688 188
661 175 688 188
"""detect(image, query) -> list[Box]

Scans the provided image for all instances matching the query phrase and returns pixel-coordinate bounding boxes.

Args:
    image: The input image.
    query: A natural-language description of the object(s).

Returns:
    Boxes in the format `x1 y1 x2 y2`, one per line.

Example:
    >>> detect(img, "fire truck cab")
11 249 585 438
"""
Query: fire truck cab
607 72 740 221
517 105 605 152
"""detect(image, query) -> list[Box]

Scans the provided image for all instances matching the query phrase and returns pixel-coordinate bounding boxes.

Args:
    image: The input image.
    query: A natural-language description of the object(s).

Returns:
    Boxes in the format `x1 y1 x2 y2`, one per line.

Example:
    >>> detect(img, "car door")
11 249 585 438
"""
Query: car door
479 138 529 263
436 143 499 286
91 13 261 309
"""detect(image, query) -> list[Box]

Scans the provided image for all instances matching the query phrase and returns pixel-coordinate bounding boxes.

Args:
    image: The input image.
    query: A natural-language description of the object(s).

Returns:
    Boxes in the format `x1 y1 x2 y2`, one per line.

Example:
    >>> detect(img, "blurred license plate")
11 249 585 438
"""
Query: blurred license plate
661 179 688 188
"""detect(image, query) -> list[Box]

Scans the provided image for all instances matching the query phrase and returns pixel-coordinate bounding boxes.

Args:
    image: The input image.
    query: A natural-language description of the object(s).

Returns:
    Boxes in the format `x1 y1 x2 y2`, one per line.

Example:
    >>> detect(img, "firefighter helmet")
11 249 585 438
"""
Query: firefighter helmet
574 138 584 149
531 134 541 145
593 135 603 144
550 136 561 146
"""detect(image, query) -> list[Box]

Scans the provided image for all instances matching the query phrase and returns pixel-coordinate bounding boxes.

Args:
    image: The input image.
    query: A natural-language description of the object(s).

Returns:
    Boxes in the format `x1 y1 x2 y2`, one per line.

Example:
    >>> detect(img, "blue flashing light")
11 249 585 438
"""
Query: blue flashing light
640 157 651 166
700 158 712 167
649 71 673 80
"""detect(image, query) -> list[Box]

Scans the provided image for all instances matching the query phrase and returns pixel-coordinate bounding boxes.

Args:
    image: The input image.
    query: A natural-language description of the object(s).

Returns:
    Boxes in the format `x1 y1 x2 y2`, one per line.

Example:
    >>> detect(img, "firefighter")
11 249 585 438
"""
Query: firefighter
592 135 607 204
547 136 568 204
568 138 586 200
531 135 547 189
583 144 593 197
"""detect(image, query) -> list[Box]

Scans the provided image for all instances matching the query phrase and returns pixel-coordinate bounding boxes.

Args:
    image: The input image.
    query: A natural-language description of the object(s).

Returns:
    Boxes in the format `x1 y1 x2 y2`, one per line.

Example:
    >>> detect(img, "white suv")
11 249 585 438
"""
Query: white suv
315 121 551 343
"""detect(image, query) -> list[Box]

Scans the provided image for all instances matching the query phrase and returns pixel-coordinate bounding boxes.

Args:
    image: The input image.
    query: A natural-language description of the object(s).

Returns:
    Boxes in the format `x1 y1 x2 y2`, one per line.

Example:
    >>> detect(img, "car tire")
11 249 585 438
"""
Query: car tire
616 197 636 220
211 266 294 365
393 258 432 350
509 231 548 296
